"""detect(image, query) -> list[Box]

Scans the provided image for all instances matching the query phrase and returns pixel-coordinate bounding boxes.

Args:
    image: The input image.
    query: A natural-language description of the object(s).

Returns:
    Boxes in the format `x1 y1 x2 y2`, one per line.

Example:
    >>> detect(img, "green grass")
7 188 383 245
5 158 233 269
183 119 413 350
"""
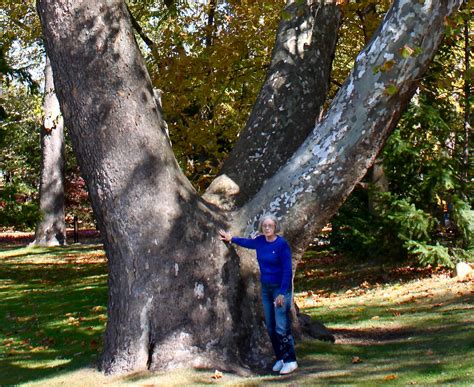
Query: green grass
0 244 473 385
0 244 107 385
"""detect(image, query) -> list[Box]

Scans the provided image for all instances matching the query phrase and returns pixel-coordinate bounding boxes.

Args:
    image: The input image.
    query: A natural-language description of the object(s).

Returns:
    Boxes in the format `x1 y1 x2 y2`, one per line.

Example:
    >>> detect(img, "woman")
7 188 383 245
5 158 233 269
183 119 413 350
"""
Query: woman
219 214 298 374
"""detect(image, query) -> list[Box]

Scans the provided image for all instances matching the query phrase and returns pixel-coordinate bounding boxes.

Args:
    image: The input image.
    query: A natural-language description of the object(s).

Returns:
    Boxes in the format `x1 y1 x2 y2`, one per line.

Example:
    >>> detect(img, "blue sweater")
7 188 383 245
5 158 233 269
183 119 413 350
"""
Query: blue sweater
231 235 292 294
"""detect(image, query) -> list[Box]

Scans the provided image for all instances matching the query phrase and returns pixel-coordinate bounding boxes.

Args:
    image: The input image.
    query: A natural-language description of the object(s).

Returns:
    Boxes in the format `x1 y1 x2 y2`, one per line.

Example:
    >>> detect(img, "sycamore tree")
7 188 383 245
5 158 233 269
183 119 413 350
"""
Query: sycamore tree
36 0 463 375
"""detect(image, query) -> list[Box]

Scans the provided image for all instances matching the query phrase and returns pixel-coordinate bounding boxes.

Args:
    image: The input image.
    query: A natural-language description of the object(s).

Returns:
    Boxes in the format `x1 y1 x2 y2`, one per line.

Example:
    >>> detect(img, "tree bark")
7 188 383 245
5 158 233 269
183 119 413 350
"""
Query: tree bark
36 0 268 374
205 0 342 208
205 0 217 47
31 55 66 246
37 0 463 376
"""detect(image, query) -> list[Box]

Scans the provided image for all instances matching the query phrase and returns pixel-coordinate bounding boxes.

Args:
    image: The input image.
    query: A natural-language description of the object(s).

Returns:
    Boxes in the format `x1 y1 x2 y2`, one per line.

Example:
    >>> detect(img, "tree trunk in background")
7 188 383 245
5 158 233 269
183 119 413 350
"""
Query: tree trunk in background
31 55 65 246
355 1 390 213
37 0 463 375
205 0 217 47
462 0 471 193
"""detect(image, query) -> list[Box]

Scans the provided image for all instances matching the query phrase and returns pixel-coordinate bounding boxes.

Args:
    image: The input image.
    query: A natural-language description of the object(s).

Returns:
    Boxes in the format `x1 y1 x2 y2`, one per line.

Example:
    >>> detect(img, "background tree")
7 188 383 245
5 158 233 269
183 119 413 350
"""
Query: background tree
0 0 94 231
30 55 66 246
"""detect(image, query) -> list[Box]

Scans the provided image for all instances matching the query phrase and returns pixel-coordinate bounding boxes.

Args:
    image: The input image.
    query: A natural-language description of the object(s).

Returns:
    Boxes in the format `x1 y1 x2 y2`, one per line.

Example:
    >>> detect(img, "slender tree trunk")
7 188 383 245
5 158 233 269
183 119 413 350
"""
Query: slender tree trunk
31 55 66 246
354 1 390 212
462 0 471 192
205 0 217 47
38 0 463 376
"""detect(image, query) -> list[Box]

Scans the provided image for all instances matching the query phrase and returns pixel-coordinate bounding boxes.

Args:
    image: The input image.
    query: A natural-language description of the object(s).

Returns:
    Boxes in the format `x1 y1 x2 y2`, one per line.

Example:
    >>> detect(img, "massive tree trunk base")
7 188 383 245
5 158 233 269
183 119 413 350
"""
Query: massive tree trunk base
30 232 66 247
99 332 271 376
31 223 66 248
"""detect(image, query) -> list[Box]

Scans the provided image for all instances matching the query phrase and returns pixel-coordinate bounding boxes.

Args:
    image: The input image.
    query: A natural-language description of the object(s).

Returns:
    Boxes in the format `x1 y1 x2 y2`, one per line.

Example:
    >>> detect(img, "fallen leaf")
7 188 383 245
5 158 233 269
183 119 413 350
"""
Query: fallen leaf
211 370 223 379
384 374 397 380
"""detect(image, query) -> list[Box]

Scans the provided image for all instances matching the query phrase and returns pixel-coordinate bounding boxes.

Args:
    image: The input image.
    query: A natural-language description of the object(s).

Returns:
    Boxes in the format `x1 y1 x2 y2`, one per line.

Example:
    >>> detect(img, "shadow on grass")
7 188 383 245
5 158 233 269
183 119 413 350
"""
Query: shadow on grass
0 245 107 385
0 244 104 259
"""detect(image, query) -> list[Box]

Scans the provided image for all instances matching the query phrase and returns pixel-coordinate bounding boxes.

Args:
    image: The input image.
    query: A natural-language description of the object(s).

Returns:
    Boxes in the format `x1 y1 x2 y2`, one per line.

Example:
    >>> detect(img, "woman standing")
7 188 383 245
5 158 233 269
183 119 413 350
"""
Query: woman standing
219 214 298 374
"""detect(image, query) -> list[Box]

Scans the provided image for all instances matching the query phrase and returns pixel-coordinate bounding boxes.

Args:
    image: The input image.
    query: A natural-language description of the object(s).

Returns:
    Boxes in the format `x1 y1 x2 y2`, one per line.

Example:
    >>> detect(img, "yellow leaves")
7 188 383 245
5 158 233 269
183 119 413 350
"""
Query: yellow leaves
383 59 397 71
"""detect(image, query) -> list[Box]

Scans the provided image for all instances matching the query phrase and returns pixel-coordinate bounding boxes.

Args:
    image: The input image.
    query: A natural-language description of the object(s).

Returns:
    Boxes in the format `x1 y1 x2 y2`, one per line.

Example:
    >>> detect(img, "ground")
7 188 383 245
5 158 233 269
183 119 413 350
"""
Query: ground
0 233 472 385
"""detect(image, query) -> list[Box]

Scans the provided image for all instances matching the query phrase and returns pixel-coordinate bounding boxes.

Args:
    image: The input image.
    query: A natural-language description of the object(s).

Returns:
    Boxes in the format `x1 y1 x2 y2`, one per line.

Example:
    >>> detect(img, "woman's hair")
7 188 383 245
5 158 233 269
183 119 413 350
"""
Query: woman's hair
258 213 280 233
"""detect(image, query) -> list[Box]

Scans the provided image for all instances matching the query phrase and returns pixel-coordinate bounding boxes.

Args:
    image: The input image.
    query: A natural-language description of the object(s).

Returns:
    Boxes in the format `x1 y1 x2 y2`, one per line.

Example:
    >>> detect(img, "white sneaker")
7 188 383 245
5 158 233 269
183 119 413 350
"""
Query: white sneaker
272 360 284 372
280 361 298 374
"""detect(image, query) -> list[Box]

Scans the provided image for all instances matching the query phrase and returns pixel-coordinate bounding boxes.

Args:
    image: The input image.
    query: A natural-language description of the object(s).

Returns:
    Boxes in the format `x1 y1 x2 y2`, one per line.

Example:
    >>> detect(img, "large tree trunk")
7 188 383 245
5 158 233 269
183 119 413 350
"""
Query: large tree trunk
36 1 263 374
31 55 66 246
37 0 462 375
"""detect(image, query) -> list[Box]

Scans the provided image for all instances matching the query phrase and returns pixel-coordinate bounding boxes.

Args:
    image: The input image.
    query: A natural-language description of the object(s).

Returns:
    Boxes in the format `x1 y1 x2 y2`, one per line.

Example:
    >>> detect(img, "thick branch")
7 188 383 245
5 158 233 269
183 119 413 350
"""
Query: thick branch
204 0 341 209
235 0 463 256
127 5 158 53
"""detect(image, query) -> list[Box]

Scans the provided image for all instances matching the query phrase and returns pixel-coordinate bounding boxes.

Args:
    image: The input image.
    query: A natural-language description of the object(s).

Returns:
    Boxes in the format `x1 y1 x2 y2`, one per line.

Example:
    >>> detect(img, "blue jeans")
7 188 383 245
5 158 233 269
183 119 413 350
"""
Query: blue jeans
261 283 296 362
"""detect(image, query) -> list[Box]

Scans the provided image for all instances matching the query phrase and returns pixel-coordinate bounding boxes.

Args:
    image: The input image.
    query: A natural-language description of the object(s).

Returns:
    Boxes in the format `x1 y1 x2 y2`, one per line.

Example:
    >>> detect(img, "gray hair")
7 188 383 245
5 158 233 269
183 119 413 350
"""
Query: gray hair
258 213 280 233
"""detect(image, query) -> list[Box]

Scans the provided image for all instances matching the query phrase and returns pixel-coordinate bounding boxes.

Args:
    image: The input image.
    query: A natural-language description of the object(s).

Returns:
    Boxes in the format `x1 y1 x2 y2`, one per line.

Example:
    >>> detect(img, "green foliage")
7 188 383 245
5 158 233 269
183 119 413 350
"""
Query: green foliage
331 5 472 268
450 198 474 249
331 191 435 262
0 84 42 230
0 183 39 229
405 241 453 269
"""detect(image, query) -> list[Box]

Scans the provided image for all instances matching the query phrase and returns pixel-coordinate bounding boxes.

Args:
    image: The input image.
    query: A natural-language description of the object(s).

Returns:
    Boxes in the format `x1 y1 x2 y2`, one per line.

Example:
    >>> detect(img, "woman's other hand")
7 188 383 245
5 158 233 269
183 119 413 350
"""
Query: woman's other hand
218 229 232 242
275 294 285 307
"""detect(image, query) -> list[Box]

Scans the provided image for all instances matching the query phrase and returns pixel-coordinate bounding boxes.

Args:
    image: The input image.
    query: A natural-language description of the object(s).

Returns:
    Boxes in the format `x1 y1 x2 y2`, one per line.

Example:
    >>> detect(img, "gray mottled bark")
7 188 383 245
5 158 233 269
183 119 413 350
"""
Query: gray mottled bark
37 0 462 377
235 0 464 258
204 0 341 209
32 55 66 246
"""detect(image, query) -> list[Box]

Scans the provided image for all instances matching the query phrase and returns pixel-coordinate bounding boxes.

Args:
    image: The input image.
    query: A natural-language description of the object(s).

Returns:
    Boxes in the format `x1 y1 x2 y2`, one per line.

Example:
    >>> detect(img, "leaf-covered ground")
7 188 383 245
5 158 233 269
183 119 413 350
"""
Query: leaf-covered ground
0 239 472 385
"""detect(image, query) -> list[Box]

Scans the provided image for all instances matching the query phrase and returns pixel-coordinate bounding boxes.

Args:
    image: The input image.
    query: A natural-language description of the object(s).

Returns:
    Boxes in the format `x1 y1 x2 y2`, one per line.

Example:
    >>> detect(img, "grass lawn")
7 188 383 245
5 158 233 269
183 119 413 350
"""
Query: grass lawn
0 243 473 385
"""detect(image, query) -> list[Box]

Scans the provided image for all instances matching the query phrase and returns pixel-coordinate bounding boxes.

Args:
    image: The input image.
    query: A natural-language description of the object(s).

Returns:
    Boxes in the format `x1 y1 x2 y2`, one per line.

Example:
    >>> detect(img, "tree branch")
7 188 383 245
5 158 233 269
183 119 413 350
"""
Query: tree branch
126 4 158 55
235 0 464 256
204 0 342 209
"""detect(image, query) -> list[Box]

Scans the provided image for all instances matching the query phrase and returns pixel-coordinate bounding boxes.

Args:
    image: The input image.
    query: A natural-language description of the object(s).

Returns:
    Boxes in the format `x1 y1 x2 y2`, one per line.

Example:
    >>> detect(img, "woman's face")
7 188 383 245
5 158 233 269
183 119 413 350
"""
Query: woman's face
262 219 277 238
